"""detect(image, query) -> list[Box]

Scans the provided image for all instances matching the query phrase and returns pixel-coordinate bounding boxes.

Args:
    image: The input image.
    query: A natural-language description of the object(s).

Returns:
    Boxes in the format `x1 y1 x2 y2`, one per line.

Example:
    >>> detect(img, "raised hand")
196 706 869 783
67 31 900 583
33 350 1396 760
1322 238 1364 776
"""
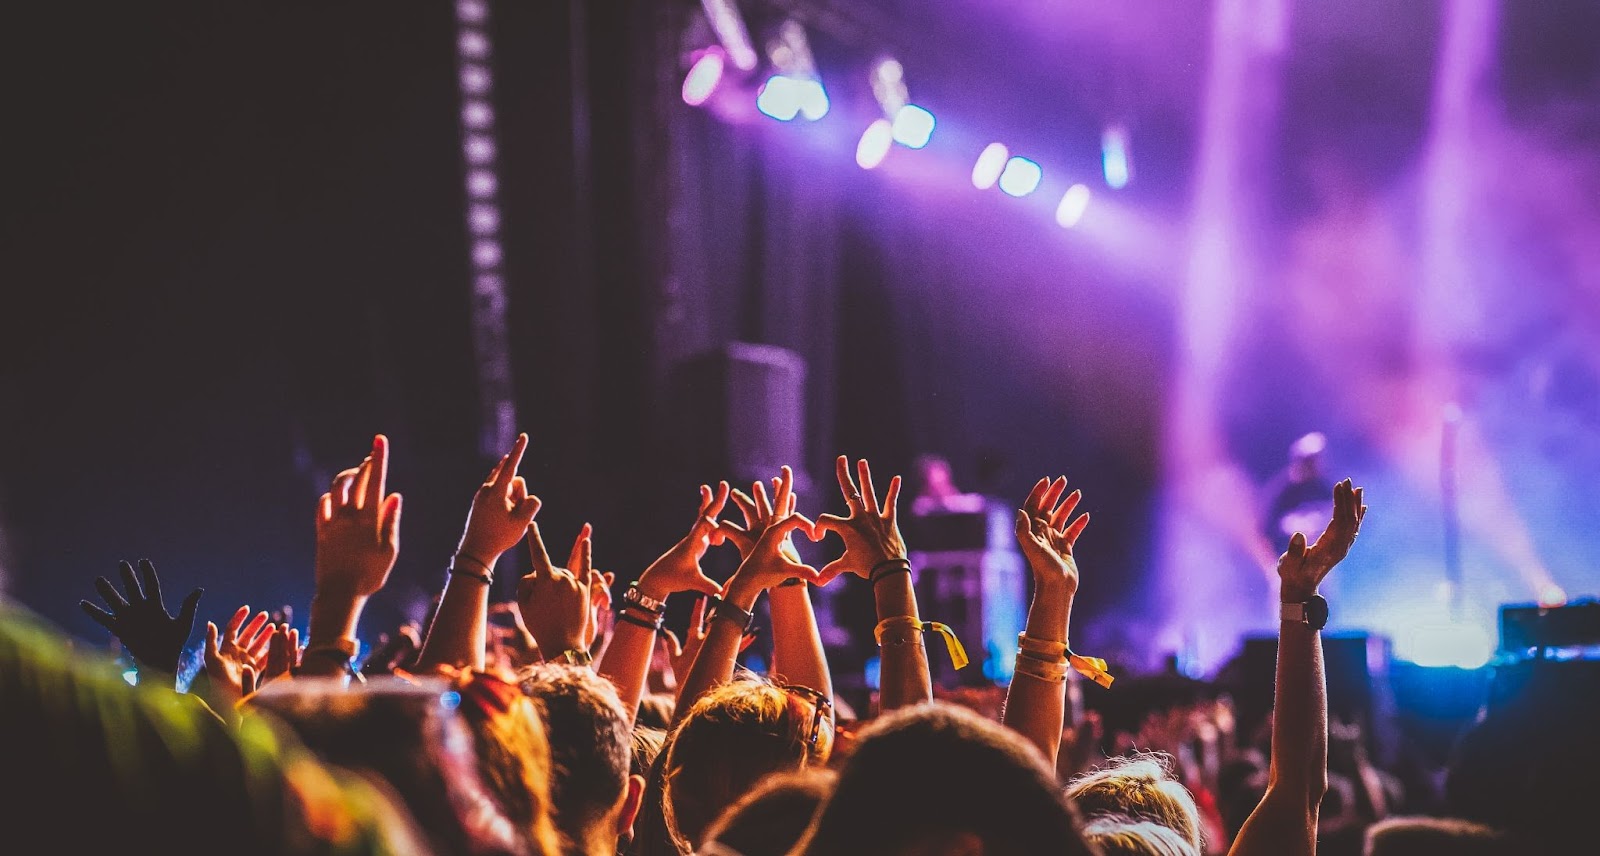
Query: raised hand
1277 479 1366 602
262 622 300 683
635 483 731 602
315 435 402 600
80 559 203 679
1015 476 1091 596
516 522 594 658
721 468 807 566
725 467 820 594
456 433 542 569
813 456 906 584
203 606 275 703
587 568 616 650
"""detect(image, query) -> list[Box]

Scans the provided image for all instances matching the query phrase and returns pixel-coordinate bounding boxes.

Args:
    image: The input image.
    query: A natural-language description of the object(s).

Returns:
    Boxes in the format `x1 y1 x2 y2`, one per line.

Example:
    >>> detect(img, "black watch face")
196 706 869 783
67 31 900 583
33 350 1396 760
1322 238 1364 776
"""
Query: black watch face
1306 594 1330 630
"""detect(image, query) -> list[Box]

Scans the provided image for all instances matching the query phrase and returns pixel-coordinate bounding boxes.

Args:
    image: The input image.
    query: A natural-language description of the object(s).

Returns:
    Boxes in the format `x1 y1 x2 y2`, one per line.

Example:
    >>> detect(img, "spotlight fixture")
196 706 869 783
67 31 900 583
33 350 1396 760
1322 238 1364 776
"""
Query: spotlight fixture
998 157 1042 197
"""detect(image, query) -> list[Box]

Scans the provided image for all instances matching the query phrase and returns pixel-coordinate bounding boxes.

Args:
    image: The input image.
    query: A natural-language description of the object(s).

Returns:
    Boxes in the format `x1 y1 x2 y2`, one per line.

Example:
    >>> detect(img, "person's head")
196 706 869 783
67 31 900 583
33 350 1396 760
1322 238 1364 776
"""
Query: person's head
1081 816 1198 856
247 676 528 855
660 679 833 851
1066 753 1201 851
632 726 668 779
517 663 641 855
1364 816 1511 856
800 702 1095 856
701 768 836 856
636 692 675 731
450 669 562 856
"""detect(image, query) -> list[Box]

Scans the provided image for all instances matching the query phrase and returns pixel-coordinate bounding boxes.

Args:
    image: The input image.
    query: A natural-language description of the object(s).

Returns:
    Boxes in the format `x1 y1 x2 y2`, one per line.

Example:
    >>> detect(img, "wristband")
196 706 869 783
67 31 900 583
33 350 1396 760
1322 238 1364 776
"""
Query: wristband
1013 653 1069 683
874 616 969 670
615 607 664 632
1016 632 1115 688
449 553 494 585
555 648 593 667
623 583 666 615
869 558 912 584
708 596 755 632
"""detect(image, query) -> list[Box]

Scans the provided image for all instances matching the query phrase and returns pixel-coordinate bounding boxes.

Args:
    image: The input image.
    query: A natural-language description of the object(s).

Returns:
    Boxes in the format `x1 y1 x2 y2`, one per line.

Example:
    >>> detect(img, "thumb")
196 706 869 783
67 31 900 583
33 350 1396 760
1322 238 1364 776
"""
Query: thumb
1288 531 1307 558
178 588 204 629
1014 509 1032 539
241 665 257 697
205 622 220 660
662 629 682 658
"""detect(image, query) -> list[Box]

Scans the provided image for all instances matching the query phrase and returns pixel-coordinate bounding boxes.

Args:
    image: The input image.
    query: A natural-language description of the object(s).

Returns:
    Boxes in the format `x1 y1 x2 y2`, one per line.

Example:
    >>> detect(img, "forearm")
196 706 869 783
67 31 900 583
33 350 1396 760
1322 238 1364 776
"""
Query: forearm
674 577 762 724
768 583 832 699
597 578 669 721
302 589 368 677
414 566 493 672
1228 616 1325 856
874 572 932 712
1002 580 1073 766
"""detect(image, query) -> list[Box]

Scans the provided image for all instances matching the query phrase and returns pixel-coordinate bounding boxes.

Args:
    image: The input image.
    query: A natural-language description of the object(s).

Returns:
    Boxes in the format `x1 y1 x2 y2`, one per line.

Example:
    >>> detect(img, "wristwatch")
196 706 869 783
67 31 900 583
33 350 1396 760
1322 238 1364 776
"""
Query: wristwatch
623 583 666 615
1281 594 1330 630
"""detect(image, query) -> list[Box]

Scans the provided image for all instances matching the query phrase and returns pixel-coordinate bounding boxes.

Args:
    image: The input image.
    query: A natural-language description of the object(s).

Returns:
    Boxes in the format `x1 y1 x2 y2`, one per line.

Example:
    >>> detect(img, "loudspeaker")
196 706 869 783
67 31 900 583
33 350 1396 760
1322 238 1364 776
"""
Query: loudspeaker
667 343 807 488
1232 632 1397 762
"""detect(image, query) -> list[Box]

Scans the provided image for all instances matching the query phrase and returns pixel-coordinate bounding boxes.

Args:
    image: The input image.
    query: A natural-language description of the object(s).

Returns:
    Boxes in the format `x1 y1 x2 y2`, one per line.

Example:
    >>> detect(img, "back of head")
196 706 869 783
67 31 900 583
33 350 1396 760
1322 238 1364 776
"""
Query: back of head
1364 816 1511 856
702 768 836 856
518 663 633 844
1067 753 1201 851
248 676 522 855
633 727 668 779
451 670 562 856
661 680 827 851
1082 816 1198 856
800 702 1095 856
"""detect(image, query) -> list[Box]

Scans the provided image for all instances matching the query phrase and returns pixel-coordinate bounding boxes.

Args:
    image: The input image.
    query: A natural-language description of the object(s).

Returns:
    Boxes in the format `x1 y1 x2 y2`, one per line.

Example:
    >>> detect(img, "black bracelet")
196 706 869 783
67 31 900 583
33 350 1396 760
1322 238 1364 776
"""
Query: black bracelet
615 609 663 632
870 558 913 584
449 554 493 585
709 596 755 632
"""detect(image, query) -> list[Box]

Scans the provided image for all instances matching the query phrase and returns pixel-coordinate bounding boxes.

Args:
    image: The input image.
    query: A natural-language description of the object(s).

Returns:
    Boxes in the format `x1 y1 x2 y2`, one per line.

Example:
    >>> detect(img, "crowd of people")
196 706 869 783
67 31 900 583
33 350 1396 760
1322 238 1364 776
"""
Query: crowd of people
0 432 1572 854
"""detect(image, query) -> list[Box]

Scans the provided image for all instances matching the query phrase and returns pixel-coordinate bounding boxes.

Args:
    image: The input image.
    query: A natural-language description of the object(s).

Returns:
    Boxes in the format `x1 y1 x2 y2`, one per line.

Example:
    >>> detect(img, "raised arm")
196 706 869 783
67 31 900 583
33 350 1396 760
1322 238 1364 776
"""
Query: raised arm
595 483 728 720
676 467 819 722
303 435 402 678
1002 476 1091 767
815 456 929 712
415 433 541 672
1230 478 1365 856
723 470 833 700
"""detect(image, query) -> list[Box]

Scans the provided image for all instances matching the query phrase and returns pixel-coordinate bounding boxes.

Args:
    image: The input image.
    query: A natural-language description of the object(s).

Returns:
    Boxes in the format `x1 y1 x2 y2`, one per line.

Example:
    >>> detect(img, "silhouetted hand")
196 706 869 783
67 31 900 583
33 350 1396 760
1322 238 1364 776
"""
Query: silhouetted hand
1015 476 1091 597
1277 479 1366 603
813 456 906 584
262 622 300 684
80 559 202 679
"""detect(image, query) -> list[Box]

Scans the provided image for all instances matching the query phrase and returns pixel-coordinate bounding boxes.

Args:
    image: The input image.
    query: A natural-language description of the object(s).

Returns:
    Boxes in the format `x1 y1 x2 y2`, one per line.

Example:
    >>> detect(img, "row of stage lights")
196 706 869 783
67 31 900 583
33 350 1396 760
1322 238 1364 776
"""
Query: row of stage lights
681 38 1133 233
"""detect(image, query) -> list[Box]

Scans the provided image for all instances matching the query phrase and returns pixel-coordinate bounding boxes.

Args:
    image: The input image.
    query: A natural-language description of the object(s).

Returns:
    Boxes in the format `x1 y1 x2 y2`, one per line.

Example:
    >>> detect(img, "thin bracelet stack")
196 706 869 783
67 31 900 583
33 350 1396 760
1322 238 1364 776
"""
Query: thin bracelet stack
448 553 494 585
616 582 666 631
1015 632 1115 688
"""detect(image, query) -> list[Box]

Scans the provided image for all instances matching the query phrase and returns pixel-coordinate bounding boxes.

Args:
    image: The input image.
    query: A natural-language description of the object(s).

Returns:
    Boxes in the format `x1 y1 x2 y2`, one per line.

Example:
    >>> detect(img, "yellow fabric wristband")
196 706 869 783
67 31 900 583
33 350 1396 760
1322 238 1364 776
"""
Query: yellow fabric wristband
876 616 969 670
1016 632 1115 688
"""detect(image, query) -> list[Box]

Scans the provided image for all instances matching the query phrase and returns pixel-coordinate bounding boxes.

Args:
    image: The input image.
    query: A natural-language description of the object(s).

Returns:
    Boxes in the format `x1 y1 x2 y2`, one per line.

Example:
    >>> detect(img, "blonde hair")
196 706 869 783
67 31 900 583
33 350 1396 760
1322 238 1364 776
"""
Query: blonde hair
1066 753 1201 850
661 680 827 851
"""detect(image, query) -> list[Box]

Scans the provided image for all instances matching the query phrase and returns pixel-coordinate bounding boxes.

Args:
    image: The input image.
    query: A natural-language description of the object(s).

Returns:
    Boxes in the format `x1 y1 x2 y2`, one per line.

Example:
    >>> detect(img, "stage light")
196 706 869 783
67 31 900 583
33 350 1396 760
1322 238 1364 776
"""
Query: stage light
891 104 935 148
856 118 894 170
460 64 491 95
1102 124 1131 189
1056 183 1092 228
467 170 497 198
458 31 489 59
472 240 502 268
681 49 725 107
1399 622 1493 669
700 0 759 72
469 204 499 235
757 75 802 121
797 78 829 120
462 101 493 129
1539 583 1569 608
998 157 1042 197
871 58 909 117
464 135 495 165
972 143 1009 189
